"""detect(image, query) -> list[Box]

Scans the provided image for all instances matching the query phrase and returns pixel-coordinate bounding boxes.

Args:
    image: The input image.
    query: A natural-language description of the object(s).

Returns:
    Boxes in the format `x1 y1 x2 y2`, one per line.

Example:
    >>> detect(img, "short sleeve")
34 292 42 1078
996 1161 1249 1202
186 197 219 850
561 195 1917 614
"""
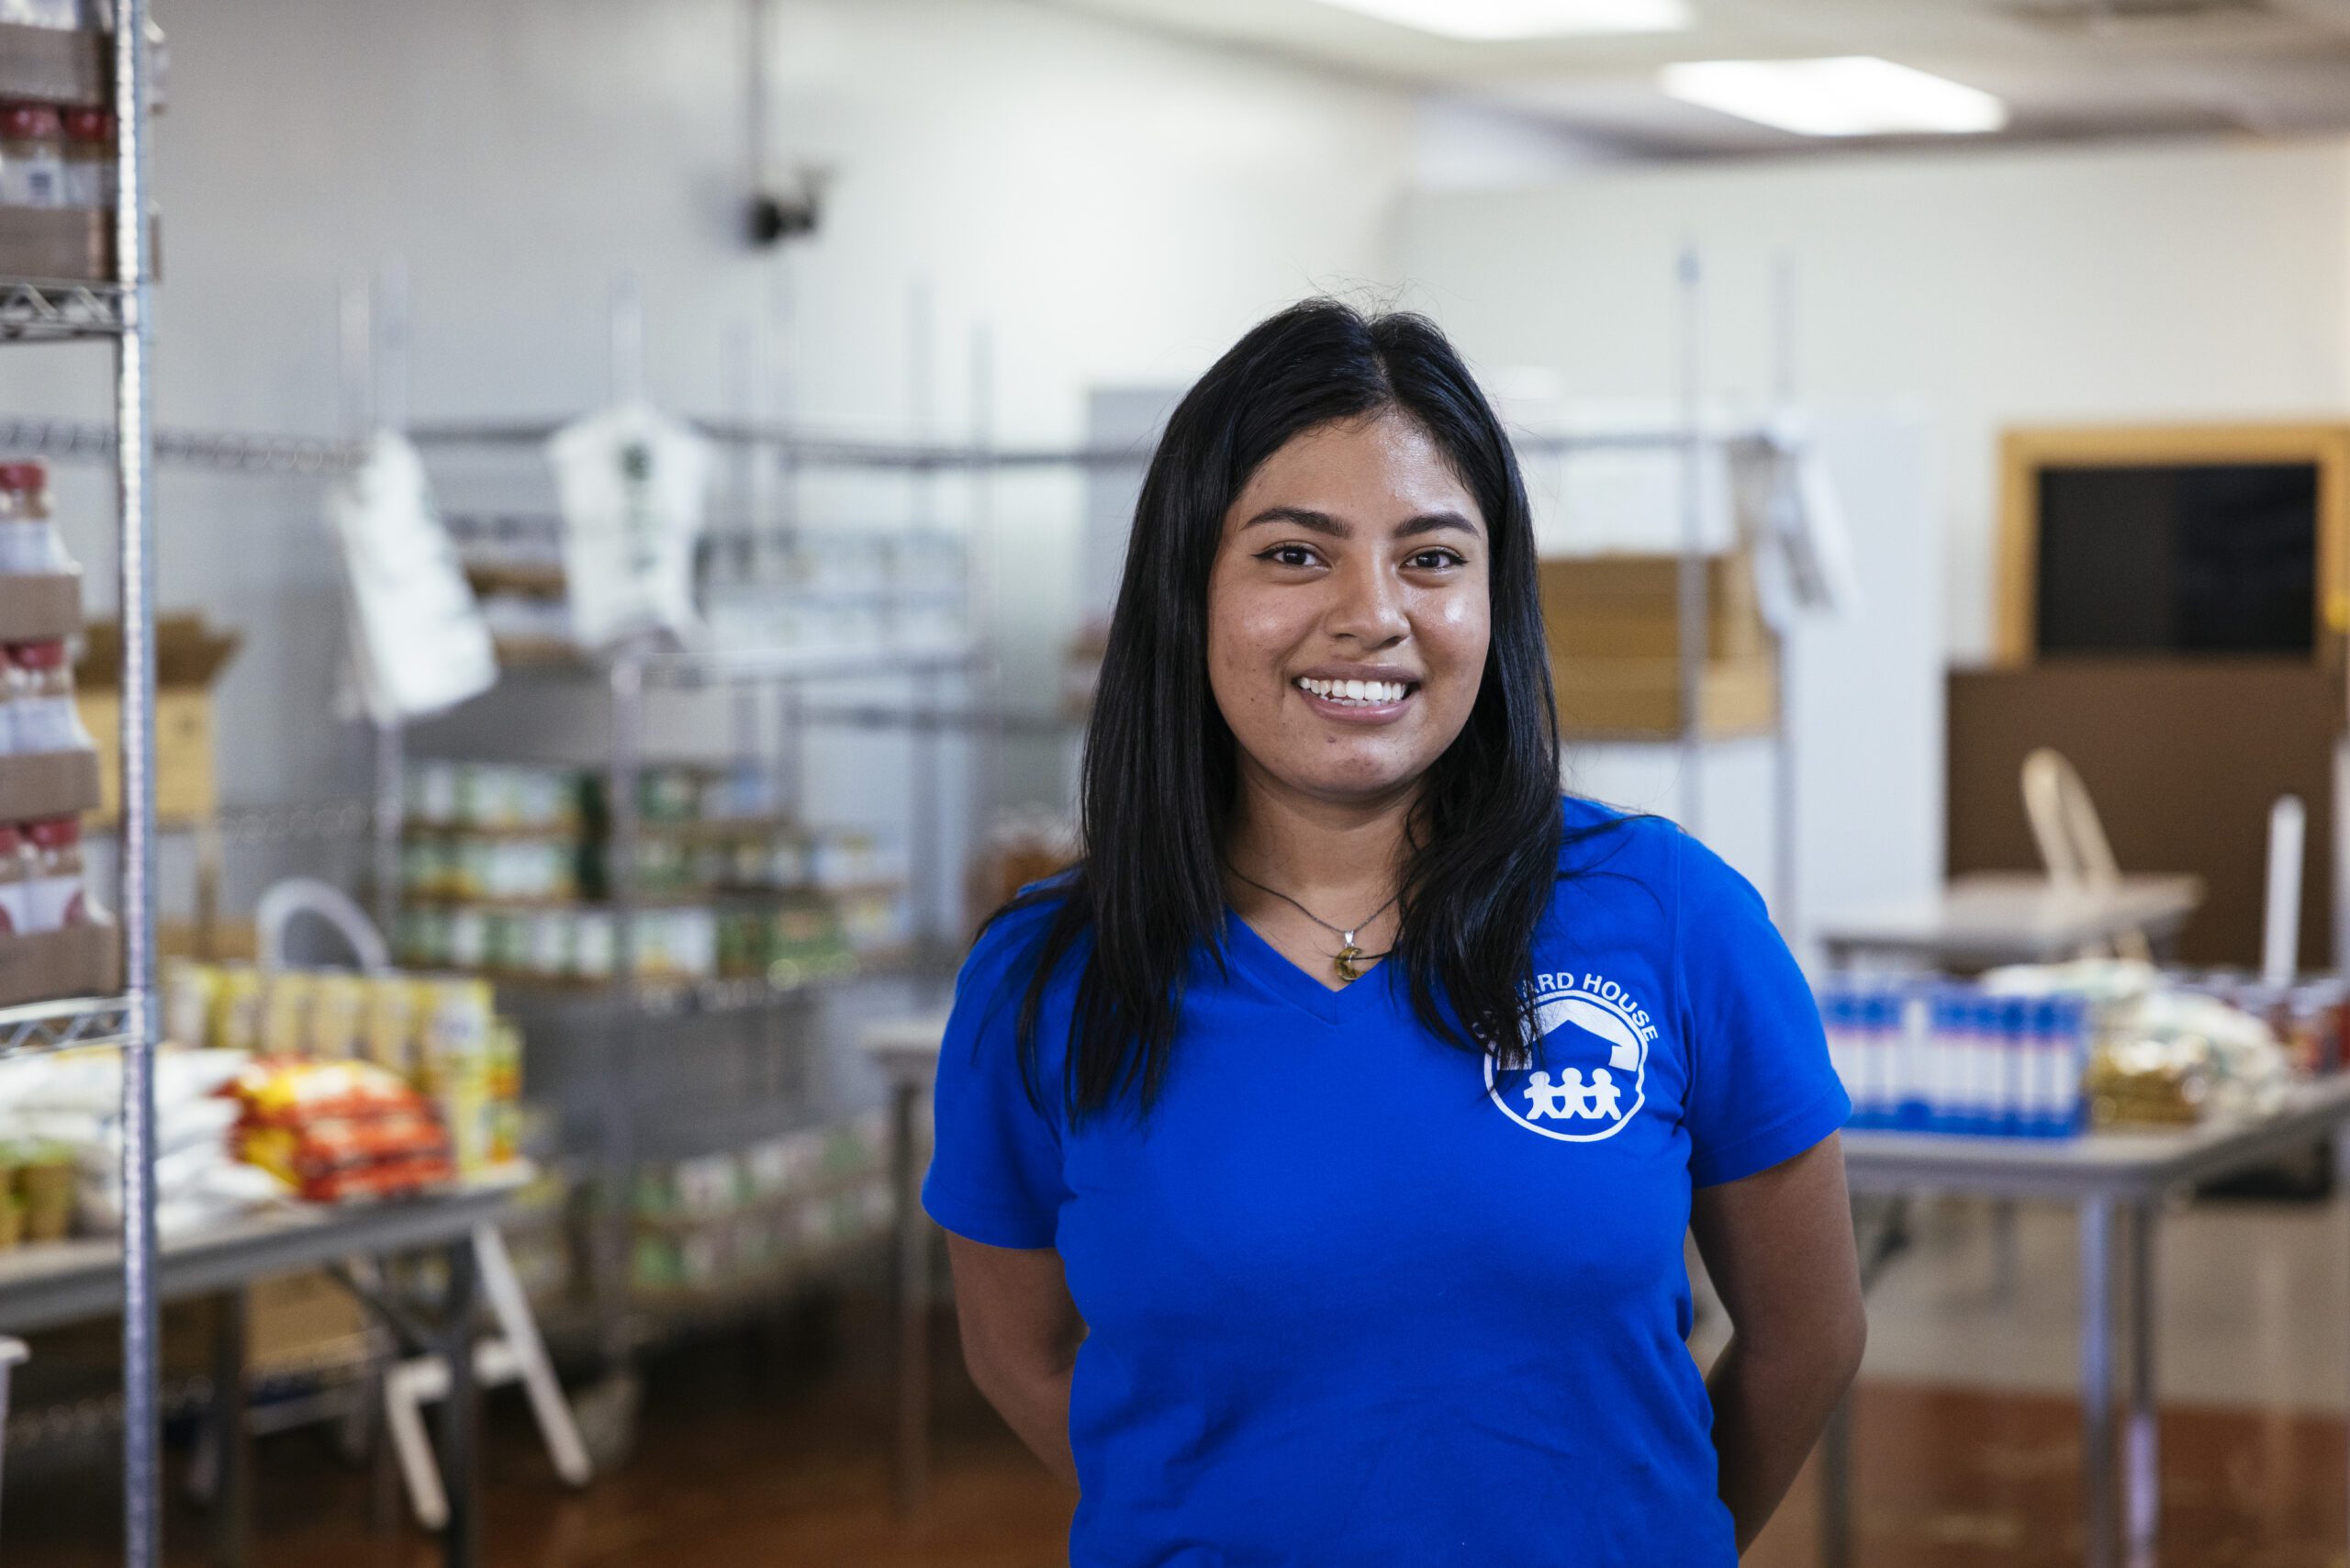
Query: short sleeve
920 907 1073 1249
1674 833 1850 1187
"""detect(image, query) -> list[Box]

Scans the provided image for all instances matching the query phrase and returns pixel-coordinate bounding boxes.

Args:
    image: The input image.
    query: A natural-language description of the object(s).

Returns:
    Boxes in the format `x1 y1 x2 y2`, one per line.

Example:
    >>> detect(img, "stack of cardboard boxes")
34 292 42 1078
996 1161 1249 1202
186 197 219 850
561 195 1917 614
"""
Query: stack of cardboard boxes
1539 548 1776 739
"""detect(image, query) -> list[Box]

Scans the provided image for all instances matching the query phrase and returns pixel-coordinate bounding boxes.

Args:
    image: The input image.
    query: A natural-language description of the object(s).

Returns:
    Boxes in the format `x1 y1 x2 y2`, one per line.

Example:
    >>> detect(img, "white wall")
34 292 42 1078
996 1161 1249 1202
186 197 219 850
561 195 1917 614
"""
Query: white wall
0 0 1427 907
1393 135 2350 666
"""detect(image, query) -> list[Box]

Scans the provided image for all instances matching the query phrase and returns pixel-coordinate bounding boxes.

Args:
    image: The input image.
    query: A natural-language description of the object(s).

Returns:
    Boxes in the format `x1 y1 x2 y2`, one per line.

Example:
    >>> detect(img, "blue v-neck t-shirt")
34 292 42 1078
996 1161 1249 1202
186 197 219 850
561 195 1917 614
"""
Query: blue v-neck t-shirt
921 794 1851 1565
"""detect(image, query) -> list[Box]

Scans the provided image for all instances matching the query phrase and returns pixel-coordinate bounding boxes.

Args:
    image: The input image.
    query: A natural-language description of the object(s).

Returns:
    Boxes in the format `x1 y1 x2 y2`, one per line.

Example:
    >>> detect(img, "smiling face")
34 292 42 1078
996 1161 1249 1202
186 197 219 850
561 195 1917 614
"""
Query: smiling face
1205 409 1492 811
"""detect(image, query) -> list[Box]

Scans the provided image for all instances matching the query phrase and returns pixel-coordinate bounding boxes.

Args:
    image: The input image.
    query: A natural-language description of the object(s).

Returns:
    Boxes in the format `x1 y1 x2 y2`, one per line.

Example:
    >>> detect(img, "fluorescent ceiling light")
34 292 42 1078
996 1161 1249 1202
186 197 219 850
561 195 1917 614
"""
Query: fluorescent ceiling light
1314 0 1692 40
1660 56 2009 137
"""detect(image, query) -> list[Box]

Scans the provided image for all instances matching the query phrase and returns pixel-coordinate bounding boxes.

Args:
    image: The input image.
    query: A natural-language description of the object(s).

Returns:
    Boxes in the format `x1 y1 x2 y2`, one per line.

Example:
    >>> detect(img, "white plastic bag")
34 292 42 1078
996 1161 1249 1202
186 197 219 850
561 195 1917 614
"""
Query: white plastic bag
547 402 712 650
327 432 499 723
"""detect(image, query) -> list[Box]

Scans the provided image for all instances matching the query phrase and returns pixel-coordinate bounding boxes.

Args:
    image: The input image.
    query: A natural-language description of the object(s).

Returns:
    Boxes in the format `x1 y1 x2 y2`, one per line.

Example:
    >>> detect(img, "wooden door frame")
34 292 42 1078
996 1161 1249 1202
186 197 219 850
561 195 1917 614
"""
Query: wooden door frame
1995 421 2350 667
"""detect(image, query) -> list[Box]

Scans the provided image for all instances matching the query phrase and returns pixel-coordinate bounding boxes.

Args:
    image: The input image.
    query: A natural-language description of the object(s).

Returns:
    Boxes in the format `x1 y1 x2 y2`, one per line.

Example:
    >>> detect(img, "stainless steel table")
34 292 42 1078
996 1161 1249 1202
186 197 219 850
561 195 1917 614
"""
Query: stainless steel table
1830 1074 2350 1568
1818 873 2205 970
861 1010 950 1515
0 1180 518 1568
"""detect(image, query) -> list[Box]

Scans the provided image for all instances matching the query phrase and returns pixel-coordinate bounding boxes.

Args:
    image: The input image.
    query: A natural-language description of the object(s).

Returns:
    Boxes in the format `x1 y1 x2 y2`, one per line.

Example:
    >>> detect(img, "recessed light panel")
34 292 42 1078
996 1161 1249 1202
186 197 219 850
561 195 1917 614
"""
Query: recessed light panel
1660 56 2010 136
1314 0 1693 40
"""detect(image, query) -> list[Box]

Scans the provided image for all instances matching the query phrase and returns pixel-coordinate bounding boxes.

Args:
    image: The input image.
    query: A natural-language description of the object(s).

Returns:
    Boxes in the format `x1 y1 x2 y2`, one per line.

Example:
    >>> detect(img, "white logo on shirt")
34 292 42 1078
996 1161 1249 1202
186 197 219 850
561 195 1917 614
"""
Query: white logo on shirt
1485 971 1656 1143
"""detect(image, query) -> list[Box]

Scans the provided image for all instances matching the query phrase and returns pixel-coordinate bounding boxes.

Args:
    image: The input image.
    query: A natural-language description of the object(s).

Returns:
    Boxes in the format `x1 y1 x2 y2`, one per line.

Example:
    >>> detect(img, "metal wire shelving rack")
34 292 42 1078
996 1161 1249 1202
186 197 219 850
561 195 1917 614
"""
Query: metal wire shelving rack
0 6 167 1566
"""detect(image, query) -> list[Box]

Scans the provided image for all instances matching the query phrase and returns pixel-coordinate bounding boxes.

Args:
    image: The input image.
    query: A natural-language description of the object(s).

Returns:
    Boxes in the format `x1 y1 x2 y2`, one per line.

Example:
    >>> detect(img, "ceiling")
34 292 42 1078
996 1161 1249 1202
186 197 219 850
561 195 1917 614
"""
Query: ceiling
1047 0 2350 155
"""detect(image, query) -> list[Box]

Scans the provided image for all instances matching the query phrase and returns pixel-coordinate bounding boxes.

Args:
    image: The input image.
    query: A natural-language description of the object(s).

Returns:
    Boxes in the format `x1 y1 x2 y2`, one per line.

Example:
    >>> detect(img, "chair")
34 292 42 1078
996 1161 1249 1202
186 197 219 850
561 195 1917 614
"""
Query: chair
2020 747 2151 962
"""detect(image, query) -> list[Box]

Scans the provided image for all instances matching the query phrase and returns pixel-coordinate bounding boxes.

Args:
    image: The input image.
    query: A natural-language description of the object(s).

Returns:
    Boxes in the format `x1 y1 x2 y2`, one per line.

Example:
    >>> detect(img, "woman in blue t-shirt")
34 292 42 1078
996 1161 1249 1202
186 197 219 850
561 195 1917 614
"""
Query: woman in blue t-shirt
924 298 1865 1564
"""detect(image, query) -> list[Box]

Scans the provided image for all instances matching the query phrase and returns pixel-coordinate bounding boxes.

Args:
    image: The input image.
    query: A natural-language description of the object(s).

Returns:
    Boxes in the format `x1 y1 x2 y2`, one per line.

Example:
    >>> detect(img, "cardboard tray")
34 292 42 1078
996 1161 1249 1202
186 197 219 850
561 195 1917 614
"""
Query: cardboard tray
0 21 106 107
1553 655 1778 741
0 571 80 643
0 920 118 1008
0 746 98 823
78 612 239 689
0 207 162 286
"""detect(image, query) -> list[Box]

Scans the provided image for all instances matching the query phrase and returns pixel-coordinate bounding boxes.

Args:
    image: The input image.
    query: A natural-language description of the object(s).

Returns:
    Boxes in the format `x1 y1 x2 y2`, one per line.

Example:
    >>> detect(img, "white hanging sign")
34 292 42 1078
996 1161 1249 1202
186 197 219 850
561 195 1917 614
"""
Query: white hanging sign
547 401 712 650
327 431 498 723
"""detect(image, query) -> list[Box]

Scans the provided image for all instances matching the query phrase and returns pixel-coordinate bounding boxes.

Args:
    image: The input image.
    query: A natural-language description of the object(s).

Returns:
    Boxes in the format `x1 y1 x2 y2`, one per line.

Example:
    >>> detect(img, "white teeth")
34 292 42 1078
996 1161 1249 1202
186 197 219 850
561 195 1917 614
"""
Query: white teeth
1295 677 1410 705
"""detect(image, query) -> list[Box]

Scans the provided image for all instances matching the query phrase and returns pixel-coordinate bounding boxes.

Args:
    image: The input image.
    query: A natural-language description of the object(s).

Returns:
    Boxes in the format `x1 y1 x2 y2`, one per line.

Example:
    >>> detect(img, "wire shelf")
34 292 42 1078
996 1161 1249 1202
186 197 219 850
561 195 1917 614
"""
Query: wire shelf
632 641 979 689
0 280 127 343
0 993 132 1059
0 414 366 475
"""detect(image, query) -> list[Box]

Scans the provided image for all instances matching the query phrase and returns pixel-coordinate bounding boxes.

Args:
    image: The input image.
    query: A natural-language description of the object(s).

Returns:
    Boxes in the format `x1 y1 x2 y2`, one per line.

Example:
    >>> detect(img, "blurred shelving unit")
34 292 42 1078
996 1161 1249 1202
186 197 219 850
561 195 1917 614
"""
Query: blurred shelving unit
0 5 162 1563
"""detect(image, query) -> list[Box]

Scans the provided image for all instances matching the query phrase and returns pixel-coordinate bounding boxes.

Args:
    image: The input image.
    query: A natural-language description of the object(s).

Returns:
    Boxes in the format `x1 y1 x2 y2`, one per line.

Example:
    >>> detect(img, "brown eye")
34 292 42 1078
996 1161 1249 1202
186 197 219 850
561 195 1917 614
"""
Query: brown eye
1407 548 1466 571
1258 544 1322 569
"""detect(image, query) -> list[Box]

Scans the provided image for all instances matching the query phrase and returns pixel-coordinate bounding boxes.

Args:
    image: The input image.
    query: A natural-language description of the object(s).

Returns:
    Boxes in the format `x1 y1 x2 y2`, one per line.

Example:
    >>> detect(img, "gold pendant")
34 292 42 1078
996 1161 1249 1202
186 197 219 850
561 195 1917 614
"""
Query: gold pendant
1334 944 1361 984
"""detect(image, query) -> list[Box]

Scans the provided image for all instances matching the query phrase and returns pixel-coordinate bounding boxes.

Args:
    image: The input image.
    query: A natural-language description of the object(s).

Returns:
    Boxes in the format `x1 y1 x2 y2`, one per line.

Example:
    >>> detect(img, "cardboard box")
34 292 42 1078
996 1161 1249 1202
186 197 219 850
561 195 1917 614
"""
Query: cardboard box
0 571 81 642
1541 550 1778 739
77 614 238 826
0 745 99 822
1553 654 1777 740
0 207 162 286
0 921 119 1006
0 22 106 107
1539 551 1769 663
246 1270 370 1379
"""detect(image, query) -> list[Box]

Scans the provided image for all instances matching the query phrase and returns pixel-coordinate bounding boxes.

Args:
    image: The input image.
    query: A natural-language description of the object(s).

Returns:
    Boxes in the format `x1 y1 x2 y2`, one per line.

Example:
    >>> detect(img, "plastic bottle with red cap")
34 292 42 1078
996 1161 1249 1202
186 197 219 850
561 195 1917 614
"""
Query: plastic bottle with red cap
61 108 114 208
0 105 64 207
0 462 67 574
21 816 86 932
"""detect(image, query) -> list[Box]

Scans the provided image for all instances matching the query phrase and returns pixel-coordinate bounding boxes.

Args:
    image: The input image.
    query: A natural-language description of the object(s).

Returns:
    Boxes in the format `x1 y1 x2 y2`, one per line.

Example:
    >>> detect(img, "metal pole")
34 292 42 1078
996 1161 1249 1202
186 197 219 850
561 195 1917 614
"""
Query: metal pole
970 324 1000 917
113 0 161 1562
2081 1195 2118 1568
1770 252 1800 935
2338 1121 2350 1568
340 272 408 942
1674 244 1706 836
374 258 411 438
2124 1201 2159 1567
372 719 403 942
338 269 374 438
907 279 934 533
610 272 645 407
603 655 645 1367
890 1069 929 1512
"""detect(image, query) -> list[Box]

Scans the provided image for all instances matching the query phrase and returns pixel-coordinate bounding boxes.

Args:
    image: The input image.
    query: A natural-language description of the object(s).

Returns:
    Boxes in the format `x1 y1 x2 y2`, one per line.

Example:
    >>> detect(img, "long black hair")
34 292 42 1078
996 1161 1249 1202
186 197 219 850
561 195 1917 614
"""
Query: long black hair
992 297 1610 1123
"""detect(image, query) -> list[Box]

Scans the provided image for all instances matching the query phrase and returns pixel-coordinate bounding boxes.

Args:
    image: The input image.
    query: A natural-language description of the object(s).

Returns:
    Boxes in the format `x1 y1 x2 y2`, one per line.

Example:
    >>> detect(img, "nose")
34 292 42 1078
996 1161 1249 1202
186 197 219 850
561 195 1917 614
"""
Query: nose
1325 553 1408 649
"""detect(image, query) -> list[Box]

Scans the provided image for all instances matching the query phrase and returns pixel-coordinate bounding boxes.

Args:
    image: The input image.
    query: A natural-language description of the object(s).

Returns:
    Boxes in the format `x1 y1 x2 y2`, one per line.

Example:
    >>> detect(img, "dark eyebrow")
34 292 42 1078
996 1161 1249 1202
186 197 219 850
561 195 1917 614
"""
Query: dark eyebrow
1396 510 1479 540
1241 506 1346 537
1240 507 1481 540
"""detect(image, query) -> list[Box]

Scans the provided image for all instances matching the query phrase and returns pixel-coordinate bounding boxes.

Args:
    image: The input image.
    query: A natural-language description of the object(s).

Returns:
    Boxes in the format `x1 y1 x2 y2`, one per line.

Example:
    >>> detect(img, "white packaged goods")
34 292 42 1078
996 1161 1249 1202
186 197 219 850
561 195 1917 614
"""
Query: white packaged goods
6 641 91 754
0 464 73 574
0 0 84 27
19 818 87 931
547 402 712 649
327 432 499 724
0 106 64 207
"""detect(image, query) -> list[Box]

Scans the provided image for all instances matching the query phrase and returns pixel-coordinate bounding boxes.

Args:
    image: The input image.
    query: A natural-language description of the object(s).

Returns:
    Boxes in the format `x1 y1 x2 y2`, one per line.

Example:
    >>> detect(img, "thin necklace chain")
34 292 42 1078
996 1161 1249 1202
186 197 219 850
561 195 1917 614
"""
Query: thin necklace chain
1225 863 1401 954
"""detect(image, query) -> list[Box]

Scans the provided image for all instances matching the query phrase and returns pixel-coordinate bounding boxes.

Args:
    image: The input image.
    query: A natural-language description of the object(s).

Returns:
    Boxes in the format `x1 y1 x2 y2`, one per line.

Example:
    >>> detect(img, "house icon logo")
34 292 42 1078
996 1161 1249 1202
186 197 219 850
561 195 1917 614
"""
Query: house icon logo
1485 972 1654 1144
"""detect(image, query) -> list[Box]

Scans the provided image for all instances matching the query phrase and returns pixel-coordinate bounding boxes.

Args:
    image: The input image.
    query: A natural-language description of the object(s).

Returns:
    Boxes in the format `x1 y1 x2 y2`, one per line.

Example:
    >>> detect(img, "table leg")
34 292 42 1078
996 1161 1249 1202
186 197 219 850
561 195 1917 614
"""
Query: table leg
437 1238 481 1568
2124 1201 2159 1566
2338 1123 2350 1568
891 1072 929 1514
1818 1387 1853 1568
2082 1195 2118 1568
207 1287 250 1568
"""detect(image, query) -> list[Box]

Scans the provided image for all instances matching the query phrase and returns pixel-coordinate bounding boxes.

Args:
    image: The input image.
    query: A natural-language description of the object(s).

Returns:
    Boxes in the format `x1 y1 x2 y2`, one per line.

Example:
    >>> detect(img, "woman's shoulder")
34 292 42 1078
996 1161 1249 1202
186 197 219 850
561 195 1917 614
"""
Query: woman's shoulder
956 869 1084 1009
1556 792 1680 869
1553 794 1763 917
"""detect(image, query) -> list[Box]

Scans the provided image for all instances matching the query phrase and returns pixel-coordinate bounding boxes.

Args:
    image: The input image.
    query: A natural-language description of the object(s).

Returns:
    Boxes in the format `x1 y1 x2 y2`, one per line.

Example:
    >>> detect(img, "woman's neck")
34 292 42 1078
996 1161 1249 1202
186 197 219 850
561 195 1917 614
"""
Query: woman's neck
1223 765 1418 909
